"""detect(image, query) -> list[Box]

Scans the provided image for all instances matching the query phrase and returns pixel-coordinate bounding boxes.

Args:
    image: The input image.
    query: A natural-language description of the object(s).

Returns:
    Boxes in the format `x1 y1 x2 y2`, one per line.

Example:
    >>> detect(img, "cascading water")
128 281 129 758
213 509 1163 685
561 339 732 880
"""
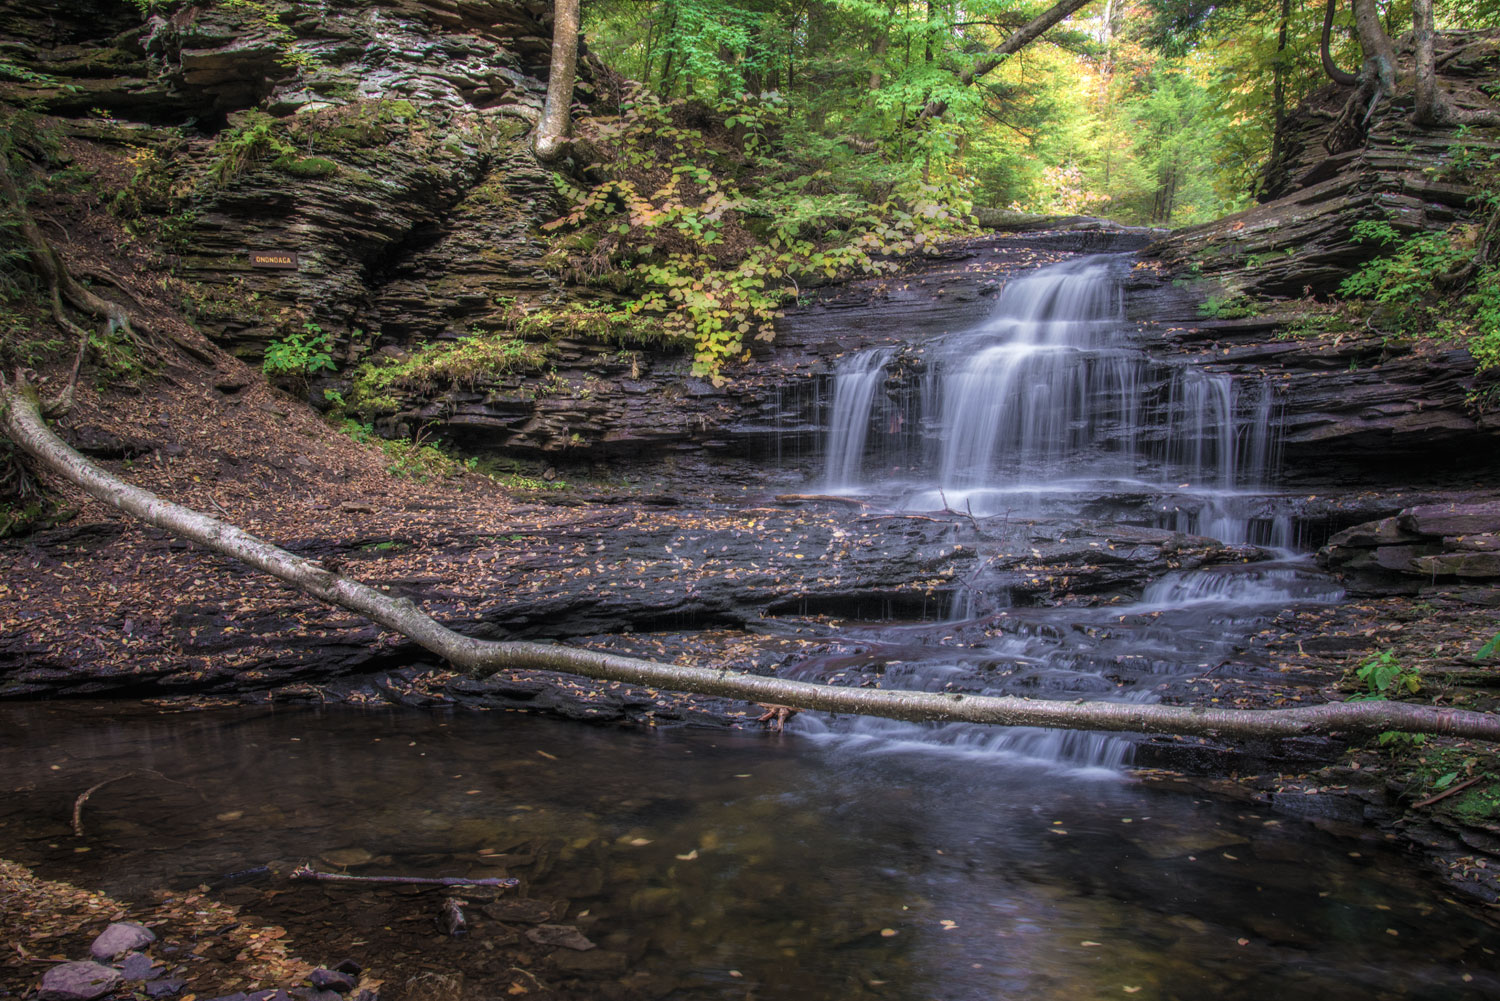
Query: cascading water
794 253 1341 771
824 348 895 489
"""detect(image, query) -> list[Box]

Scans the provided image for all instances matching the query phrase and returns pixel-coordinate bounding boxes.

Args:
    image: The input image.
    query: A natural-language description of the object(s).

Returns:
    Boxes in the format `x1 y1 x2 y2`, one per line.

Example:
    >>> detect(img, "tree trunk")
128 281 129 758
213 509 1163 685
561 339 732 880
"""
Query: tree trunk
1350 0 1395 99
918 0 1092 121
534 0 581 162
1412 0 1500 127
869 26 888 95
4 382 1499 745
1321 0 1358 86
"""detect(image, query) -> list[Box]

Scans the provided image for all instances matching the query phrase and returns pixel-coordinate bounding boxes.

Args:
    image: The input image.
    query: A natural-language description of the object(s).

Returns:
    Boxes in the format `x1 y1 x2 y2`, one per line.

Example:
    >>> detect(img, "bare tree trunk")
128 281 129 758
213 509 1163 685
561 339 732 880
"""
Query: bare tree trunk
534 0 581 162
1351 0 1395 100
1267 0 1292 177
1412 0 1500 127
918 0 1091 121
869 28 888 95
1321 0 1358 85
3 381 1498 743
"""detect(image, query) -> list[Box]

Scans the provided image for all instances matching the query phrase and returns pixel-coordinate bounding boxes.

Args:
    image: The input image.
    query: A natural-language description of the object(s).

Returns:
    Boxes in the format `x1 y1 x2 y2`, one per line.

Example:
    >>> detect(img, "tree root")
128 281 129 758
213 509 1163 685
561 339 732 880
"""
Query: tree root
0 160 157 414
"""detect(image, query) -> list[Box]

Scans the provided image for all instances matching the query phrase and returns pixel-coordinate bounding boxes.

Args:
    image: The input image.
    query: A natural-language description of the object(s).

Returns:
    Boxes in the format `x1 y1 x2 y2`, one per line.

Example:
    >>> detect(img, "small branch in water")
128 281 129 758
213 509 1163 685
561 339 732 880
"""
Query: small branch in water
290 866 519 888
72 772 138 837
938 489 982 532
774 494 867 507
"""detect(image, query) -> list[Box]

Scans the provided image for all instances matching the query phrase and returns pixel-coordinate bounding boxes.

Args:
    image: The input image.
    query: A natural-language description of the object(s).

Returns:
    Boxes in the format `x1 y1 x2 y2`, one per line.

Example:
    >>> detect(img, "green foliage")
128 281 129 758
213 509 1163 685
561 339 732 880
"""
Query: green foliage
87 324 147 388
1198 292 1259 319
0 291 60 370
1476 631 1500 659
1351 649 1423 700
347 332 553 416
263 322 336 380
1406 748 1500 820
335 419 464 482
1338 218 1500 372
209 111 296 185
546 92 975 378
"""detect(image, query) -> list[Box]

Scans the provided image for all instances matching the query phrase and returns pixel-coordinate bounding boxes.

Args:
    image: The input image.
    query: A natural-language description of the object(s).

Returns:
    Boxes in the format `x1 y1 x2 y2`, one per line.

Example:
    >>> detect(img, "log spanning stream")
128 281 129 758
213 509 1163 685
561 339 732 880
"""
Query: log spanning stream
3 704 1498 1000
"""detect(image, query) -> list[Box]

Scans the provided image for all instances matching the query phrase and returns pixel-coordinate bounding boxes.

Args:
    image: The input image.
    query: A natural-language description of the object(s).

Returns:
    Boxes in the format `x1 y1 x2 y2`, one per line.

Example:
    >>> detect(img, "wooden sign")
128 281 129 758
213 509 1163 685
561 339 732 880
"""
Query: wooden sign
249 251 299 270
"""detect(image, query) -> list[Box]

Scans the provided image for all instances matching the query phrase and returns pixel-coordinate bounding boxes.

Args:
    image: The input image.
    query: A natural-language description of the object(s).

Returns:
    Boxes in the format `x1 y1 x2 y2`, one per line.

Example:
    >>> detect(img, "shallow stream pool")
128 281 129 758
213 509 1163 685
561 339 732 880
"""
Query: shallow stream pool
2 703 1496 1000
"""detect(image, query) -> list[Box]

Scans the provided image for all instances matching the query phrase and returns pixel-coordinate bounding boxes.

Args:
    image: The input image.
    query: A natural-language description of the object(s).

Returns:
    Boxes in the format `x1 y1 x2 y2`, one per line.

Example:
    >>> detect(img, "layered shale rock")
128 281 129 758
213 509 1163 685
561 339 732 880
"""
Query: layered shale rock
1319 498 1500 595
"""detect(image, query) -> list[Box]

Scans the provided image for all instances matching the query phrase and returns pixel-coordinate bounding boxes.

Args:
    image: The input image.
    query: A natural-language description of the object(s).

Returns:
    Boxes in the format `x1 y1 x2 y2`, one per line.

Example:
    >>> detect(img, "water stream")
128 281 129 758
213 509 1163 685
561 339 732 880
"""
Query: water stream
2 705 1495 1001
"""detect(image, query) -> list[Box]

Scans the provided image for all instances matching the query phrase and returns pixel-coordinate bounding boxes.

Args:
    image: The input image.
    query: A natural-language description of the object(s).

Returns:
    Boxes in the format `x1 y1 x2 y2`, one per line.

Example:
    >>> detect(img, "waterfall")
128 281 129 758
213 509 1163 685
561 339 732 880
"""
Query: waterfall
795 252 1329 771
824 348 895 489
817 254 1289 541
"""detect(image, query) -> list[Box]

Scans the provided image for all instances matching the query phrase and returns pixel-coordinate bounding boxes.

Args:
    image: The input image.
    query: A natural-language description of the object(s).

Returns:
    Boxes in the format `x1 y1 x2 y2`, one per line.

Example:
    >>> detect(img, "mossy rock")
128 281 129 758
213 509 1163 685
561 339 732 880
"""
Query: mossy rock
274 156 338 178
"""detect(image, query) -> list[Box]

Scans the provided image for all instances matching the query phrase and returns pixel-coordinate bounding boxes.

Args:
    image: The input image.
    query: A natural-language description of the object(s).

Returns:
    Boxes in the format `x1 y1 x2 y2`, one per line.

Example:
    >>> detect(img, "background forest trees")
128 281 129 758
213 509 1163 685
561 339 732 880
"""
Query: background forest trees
580 0 1500 226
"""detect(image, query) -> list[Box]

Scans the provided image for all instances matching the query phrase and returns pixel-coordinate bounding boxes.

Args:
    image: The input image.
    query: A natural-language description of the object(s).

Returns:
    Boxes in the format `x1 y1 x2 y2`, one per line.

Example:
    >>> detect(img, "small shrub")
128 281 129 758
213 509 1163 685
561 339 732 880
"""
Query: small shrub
209 111 297 186
1351 649 1422 699
263 322 336 380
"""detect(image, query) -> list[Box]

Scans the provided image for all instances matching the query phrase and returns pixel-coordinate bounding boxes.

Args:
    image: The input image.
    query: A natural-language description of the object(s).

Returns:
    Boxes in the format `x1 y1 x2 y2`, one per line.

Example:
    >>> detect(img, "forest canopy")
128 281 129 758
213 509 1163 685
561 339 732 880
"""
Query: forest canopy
582 0 1500 226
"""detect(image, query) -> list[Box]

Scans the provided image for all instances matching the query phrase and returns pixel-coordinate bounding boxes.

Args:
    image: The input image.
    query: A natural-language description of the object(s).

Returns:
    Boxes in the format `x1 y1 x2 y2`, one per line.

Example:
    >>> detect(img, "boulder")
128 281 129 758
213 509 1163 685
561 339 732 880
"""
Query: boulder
1324 517 1422 548
524 924 595 951
90 921 156 960
38 961 122 1001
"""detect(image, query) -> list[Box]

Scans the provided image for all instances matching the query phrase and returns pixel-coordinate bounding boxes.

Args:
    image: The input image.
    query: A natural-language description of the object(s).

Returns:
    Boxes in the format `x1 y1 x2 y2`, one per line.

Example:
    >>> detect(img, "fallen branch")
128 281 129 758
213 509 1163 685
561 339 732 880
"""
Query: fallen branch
291 866 518 888
72 772 138 837
774 493 868 507
1410 775 1483 809
4 380 1500 744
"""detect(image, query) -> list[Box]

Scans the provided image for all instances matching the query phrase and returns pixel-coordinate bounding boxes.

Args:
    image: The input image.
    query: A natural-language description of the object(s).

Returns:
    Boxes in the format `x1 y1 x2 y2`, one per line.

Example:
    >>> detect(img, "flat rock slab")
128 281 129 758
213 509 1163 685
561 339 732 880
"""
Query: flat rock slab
1411 552 1500 577
39 961 123 1001
482 898 559 924
145 978 187 998
525 924 595 951
116 950 162 980
308 968 357 992
1400 500 1500 537
91 920 156 959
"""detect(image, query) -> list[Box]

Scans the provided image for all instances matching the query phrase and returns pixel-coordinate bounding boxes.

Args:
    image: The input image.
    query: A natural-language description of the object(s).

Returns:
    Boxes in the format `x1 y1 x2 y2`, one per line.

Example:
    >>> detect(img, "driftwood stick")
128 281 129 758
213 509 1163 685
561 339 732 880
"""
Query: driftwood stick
774 493 868 507
290 866 519 888
1411 775 1482 809
72 771 139 837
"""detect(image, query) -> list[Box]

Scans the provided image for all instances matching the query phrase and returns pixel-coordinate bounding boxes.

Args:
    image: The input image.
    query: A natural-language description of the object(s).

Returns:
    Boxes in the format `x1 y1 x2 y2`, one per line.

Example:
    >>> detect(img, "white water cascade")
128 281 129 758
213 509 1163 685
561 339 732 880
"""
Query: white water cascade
824 348 896 489
793 253 1341 772
825 255 1287 543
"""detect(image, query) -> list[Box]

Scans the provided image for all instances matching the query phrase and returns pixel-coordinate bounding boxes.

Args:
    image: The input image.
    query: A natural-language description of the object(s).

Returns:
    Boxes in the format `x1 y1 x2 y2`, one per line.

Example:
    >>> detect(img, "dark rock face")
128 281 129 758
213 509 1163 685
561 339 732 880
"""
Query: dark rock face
0 500 1247 698
1321 498 1500 591
14 5 1495 499
1124 33 1500 489
1153 32 1500 300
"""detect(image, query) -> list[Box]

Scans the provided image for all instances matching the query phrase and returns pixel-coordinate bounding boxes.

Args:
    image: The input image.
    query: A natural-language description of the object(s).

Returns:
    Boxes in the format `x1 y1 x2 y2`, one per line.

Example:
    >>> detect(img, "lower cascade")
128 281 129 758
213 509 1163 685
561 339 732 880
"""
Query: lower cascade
804 254 1341 769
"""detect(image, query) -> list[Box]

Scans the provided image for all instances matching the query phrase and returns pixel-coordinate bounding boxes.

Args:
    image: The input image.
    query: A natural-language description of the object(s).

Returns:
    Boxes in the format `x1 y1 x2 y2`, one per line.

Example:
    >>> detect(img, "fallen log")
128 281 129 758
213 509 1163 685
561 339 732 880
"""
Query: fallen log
4 378 1499 744
773 493 868 507
291 866 518 888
